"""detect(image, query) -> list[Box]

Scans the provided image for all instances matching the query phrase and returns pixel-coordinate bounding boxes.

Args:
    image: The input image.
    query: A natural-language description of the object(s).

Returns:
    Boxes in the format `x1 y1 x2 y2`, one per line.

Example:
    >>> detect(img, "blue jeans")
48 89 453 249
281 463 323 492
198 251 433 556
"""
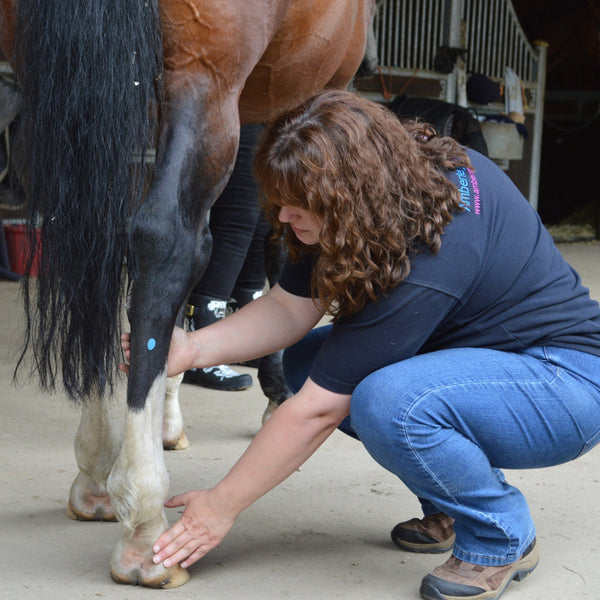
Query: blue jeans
283 325 600 566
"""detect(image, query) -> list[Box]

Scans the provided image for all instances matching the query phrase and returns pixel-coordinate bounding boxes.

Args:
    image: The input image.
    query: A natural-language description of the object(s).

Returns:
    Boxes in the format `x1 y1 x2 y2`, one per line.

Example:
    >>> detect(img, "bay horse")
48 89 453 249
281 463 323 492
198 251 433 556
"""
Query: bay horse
0 0 374 589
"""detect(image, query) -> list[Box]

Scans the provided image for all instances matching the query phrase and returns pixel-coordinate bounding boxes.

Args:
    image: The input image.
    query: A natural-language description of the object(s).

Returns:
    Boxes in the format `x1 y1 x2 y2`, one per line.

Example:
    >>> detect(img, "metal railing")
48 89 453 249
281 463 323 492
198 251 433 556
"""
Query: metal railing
366 0 547 209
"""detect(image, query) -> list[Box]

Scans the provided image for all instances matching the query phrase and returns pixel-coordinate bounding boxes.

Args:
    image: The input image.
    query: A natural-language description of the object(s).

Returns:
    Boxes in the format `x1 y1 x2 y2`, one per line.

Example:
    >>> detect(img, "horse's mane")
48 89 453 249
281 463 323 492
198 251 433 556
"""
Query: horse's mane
13 0 163 400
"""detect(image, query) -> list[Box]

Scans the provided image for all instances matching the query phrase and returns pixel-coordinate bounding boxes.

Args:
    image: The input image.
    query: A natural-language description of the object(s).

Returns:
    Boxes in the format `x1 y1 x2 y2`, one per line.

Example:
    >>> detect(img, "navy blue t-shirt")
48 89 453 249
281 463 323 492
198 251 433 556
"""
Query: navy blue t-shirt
278 149 600 395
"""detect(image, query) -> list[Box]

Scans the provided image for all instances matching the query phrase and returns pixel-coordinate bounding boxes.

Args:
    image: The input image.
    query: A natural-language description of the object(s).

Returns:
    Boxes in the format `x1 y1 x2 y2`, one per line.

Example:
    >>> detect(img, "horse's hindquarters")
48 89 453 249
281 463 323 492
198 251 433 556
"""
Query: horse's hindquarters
239 0 374 122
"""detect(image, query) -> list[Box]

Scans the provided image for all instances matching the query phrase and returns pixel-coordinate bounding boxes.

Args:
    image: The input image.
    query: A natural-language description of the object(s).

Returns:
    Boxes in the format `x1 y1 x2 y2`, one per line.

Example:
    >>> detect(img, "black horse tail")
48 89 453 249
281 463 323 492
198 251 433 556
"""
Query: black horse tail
12 0 163 401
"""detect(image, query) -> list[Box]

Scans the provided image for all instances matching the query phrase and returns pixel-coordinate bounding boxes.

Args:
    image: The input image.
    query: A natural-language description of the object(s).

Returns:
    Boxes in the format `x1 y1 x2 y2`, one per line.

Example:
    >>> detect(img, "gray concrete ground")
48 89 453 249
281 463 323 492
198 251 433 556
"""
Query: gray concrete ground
1 241 599 600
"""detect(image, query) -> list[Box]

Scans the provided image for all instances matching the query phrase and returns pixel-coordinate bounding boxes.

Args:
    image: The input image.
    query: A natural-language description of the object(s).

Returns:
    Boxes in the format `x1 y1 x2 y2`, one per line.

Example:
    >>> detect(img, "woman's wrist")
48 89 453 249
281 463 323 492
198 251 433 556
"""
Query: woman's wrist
209 480 247 521
185 329 201 371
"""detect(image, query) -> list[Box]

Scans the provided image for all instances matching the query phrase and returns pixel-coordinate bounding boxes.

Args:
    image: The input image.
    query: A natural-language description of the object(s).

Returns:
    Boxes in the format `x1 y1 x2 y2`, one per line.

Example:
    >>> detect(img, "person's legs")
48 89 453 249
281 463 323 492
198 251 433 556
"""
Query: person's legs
185 123 264 391
350 346 600 567
193 123 265 300
229 210 271 367
233 210 270 295
351 348 600 565
282 325 331 393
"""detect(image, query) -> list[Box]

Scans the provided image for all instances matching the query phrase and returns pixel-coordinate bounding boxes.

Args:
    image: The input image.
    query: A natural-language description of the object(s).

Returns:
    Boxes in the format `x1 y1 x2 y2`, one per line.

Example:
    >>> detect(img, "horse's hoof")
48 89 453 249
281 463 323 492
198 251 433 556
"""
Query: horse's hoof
66 497 117 522
110 559 190 588
261 400 279 425
163 430 190 451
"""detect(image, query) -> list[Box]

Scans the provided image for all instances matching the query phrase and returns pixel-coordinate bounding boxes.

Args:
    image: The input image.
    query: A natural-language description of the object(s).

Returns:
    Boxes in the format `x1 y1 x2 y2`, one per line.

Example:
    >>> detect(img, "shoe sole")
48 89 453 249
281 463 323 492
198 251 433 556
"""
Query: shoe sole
393 533 456 554
182 373 252 391
420 540 540 600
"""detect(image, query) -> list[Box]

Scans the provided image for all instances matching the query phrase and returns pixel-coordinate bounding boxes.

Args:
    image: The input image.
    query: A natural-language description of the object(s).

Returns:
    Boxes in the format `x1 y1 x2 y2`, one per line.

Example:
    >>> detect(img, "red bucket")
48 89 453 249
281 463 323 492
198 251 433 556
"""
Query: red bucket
4 224 41 276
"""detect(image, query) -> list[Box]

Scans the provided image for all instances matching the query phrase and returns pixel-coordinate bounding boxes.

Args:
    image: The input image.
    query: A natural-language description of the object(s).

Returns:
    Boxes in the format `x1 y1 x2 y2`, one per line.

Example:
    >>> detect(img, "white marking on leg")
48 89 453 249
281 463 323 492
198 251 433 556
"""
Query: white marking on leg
69 392 125 517
163 373 185 446
107 368 169 532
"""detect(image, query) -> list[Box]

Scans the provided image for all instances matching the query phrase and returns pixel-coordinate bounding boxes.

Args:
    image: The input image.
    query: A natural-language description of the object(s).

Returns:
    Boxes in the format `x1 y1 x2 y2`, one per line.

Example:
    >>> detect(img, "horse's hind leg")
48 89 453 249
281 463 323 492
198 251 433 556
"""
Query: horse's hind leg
259 229 292 423
106 81 238 587
259 350 292 423
163 373 189 450
106 217 202 588
67 394 123 522
162 307 190 450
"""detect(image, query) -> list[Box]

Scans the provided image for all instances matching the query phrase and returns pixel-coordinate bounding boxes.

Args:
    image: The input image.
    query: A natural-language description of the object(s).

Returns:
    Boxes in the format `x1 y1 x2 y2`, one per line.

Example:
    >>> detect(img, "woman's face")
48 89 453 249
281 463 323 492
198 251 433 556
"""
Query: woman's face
278 205 321 245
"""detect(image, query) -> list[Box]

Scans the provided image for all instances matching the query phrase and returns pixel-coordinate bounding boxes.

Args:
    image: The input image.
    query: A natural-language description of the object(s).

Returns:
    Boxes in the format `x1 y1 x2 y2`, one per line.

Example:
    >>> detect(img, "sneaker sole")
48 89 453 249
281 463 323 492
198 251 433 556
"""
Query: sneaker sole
393 533 456 554
182 373 253 391
420 540 540 600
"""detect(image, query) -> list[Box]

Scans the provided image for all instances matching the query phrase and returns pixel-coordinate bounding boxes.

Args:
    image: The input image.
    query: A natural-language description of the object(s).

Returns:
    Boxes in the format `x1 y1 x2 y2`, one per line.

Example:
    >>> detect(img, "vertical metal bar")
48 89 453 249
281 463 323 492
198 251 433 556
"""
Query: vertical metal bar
407 0 414 68
474 0 483 75
517 36 527 78
528 41 547 210
423 0 431 70
492 0 501 77
417 0 422 69
444 0 463 103
489 0 497 76
392 0 399 67
399 0 405 68
474 0 484 74
437 0 444 64
378 0 387 66
463 0 471 74
484 0 492 76
398 0 410 67
431 0 438 70
395 0 399 67
385 1 397 67
499 2 508 79
392 0 397 67
505 6 514 79
414 0 420 68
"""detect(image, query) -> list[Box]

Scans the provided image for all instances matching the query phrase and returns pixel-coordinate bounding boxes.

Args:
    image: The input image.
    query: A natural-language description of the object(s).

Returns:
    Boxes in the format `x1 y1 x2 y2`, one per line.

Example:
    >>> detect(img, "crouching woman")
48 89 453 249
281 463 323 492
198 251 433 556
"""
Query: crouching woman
121 90 600 600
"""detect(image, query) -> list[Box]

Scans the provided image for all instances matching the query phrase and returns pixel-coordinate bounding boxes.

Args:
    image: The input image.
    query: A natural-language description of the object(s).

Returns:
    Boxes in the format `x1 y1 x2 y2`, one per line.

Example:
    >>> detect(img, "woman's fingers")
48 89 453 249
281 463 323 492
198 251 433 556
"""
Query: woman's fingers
119 332 131 374
164 493 187 508
152 490 235 568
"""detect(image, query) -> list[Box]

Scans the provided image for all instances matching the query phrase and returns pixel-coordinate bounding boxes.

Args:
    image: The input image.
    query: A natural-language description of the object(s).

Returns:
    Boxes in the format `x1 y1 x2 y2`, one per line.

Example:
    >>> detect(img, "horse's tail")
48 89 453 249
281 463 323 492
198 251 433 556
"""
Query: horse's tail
13 0 163 401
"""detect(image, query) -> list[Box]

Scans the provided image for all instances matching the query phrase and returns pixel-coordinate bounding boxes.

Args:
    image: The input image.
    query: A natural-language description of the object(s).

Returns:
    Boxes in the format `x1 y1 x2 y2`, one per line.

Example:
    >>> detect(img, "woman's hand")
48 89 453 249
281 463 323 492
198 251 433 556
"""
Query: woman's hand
153 489 236 568
119 326 195 377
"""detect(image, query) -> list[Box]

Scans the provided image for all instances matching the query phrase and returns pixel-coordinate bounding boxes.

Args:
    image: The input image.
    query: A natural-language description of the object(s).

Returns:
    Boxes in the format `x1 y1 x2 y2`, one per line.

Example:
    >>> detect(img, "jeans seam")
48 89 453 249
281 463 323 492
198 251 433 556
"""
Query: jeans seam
399 382 542 561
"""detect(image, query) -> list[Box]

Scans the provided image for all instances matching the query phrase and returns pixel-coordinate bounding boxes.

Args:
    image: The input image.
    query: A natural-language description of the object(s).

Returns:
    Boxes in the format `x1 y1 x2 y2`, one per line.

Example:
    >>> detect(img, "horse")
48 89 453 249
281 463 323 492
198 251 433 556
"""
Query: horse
0 0 375 588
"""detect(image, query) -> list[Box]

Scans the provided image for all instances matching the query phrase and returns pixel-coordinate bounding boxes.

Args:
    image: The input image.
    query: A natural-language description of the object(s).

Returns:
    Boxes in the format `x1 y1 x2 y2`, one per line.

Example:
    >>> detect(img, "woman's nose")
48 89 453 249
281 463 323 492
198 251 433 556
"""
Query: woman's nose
279 206 292 222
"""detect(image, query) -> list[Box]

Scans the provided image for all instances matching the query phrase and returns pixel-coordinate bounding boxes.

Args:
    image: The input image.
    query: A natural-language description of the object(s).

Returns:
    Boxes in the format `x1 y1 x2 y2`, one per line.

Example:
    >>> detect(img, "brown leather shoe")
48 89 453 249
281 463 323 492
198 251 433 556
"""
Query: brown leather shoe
419 538 539 600
391 512 455 553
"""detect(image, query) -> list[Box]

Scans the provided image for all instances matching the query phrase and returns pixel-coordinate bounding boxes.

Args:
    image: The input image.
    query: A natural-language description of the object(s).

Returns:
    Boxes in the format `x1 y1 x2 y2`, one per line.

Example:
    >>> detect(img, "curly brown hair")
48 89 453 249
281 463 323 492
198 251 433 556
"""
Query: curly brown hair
254 90 472 320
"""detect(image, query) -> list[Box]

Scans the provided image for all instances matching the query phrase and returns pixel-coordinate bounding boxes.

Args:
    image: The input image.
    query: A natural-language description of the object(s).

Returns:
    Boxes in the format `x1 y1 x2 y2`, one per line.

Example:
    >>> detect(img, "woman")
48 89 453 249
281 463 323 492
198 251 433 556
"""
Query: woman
120 90 600 600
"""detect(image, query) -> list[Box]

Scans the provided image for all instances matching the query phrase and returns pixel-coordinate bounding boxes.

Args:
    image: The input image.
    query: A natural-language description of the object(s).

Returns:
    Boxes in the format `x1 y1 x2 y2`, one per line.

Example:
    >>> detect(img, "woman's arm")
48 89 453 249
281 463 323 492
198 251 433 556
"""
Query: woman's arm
152 377 351 568
193 283 325 368
120 283 325 377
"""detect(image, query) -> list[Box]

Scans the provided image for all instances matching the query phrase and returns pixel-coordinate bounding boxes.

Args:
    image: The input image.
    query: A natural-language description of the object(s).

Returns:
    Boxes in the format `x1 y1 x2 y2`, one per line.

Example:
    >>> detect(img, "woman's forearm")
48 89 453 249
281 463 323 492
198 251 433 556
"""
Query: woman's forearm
151 380 351 569
211 383 351 518
187 284 324 370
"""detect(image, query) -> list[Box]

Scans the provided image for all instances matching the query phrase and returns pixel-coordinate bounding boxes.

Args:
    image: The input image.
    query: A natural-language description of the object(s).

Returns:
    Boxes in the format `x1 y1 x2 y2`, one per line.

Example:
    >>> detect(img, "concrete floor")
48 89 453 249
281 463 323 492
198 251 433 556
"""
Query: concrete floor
1 241 599 600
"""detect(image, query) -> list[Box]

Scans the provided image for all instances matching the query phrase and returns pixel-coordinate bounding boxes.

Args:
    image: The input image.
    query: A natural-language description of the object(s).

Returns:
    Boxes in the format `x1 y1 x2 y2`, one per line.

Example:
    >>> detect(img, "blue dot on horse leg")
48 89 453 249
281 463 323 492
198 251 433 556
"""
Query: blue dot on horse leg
147 338 156 351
